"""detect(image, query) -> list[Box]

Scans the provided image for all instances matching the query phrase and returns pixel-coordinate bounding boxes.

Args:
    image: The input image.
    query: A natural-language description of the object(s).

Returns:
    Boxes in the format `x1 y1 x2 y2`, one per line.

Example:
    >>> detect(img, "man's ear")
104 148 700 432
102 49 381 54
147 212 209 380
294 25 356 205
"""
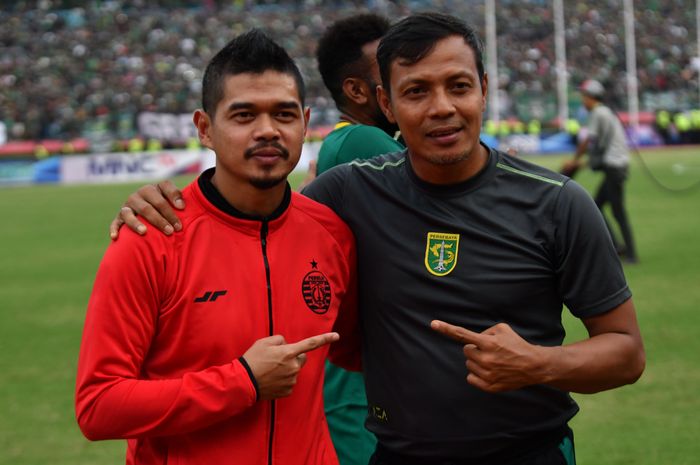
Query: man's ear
377 85 396 123
303 106 311 137
481 72 489 110
193 110 214 150
342 77 370 105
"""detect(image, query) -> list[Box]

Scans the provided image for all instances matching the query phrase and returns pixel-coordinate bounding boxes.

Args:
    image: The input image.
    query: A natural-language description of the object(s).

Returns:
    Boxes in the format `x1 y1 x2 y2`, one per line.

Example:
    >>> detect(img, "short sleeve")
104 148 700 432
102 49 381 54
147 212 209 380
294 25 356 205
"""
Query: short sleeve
553 180 632 318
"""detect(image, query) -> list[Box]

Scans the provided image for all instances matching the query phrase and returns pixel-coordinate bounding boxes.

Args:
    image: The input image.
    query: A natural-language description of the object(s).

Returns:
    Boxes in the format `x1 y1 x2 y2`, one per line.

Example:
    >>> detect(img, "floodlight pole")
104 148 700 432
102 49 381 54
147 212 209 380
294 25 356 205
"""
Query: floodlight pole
623 0 640 129
485 0 499 125
553 0 569 129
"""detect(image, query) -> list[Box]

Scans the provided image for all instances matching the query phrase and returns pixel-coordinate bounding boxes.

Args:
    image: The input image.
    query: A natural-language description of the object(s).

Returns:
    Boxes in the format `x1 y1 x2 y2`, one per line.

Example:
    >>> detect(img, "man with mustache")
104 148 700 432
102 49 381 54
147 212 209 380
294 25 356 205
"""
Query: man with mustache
109 13 644 465
308 14 643 465
76 29 358 465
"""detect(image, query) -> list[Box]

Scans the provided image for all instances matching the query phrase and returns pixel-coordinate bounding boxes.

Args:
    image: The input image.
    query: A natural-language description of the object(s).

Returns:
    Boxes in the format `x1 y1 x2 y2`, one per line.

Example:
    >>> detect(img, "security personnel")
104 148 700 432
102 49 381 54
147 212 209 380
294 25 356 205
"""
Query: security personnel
62 141 76 155
484 119 498 137
128 137 145 153
146 138 163 152
565 118 580 146
655 110 671 144
690 110 700 143
186 136 201 151
512 119 525 134
674 112 691 144
527 119 541 137
498 120 511 139
34 144 50 159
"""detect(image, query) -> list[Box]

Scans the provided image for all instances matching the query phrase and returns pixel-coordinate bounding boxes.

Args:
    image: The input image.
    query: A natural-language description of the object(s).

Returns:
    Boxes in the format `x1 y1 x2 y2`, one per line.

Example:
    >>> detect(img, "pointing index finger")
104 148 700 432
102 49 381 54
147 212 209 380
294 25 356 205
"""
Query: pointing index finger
431 320 484 346
287 332 340 357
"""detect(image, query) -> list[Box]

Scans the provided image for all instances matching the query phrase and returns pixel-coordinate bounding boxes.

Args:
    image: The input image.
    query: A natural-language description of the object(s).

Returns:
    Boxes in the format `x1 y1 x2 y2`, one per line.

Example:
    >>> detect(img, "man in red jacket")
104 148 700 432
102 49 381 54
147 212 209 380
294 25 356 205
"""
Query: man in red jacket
75 29 358 465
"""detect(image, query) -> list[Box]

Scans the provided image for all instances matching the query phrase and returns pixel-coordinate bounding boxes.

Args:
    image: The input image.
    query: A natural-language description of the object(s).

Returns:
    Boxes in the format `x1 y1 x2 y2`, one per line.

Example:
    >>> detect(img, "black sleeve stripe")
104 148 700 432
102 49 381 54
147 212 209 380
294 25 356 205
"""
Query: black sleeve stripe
238 356 260 402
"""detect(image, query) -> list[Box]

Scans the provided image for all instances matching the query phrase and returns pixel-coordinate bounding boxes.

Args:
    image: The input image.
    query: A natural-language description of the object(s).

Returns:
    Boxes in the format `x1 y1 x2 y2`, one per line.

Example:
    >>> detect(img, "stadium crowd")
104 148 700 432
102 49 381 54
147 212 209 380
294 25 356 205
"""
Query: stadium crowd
1 0 699 145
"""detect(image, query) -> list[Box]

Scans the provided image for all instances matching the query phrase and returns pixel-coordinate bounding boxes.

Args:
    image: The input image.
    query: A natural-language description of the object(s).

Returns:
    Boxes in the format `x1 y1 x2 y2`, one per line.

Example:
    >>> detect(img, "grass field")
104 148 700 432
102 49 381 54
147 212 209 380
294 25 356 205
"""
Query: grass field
1 147 699 464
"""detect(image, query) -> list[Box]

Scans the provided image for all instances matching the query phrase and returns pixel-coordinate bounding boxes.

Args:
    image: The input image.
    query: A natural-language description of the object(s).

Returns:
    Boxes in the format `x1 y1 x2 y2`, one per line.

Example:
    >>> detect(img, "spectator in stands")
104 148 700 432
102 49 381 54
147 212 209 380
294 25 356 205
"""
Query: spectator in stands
2 1 698 145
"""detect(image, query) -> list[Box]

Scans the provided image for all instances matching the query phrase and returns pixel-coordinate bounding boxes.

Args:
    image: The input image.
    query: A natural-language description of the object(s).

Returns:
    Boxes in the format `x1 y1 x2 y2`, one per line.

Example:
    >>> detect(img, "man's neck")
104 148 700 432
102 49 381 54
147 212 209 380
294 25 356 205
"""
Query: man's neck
408 144 489 185
211 171 287 218
587 101 601 111
339 108 374 127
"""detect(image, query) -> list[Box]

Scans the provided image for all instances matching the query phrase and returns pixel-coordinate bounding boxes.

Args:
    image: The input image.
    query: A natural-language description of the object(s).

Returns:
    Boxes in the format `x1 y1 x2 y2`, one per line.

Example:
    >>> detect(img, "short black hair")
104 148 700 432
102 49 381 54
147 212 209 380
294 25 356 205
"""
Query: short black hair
377 12 484 96
202 29 306 117
316 14 391 108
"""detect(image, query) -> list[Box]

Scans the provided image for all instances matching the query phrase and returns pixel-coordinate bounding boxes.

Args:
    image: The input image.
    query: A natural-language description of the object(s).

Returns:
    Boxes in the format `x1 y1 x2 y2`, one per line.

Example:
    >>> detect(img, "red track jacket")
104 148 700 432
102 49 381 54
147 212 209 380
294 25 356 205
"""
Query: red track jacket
76 172 359 465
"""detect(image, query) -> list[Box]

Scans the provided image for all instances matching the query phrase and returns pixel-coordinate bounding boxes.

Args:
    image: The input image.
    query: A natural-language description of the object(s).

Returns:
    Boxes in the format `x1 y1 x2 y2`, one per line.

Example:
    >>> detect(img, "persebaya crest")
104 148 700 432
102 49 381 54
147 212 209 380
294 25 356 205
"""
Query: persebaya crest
425 232 460 276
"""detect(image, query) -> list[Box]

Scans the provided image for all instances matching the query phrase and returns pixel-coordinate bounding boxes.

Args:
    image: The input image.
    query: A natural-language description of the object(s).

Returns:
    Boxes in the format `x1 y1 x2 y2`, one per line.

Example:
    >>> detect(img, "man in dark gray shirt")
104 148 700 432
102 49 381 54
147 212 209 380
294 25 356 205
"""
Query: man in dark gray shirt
112 12 645 465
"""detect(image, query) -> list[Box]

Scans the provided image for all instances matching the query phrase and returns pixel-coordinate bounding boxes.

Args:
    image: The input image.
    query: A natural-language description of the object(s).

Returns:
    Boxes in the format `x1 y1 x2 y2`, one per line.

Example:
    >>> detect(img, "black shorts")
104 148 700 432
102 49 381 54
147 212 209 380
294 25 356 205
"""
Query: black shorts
368 427 576 465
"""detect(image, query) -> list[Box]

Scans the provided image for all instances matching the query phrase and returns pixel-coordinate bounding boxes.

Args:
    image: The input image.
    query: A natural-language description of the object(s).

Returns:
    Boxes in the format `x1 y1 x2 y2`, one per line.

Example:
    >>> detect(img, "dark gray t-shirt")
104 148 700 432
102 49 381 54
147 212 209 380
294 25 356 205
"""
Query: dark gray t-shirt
303 146 631 460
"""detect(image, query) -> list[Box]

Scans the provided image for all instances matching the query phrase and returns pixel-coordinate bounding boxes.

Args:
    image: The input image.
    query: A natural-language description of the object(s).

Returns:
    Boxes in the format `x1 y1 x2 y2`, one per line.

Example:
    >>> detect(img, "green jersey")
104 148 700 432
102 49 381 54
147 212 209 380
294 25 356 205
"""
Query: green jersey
318 122 403 465
317 123 404 175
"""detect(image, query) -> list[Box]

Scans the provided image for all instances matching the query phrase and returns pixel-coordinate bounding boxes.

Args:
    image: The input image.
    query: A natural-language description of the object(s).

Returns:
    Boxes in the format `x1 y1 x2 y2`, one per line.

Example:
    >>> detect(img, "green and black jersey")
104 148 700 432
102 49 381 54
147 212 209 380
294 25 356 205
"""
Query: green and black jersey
317 122 404 465
303 144 631 460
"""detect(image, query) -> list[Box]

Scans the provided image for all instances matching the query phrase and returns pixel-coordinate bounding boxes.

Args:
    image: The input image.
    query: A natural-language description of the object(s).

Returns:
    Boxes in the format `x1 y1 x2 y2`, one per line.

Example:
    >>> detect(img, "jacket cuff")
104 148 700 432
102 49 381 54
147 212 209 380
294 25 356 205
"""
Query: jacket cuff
238 356 260 402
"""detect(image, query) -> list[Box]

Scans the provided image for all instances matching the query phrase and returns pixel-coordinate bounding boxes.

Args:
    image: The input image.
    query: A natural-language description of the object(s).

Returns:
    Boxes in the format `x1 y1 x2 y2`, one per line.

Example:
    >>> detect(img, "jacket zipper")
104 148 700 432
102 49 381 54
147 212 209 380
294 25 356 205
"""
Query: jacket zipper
261 220 275 465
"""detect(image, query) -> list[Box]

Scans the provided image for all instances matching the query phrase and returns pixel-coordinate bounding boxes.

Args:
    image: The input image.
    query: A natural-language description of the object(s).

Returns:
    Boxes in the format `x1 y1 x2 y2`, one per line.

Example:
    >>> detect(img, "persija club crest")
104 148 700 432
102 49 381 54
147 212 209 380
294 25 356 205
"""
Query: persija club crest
302 259 331 314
